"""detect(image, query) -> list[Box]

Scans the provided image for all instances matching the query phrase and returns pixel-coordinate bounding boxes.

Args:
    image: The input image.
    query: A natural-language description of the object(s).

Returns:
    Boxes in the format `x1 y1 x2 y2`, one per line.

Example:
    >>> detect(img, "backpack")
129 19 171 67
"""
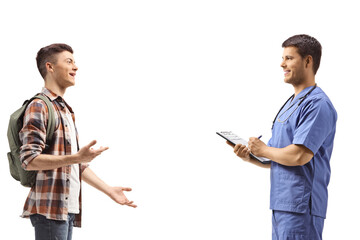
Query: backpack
7 94 56 187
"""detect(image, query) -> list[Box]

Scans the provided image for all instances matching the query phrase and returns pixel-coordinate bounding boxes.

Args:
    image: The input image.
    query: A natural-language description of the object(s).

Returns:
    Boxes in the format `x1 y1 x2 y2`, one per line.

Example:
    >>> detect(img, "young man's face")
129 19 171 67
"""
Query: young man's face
50 51 78 88
280 47 307 86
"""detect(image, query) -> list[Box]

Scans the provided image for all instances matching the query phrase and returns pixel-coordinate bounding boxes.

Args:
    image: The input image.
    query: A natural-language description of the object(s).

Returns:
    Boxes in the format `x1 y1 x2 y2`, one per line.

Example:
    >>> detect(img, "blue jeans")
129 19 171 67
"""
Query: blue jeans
272 210 324 240
30 214 75 240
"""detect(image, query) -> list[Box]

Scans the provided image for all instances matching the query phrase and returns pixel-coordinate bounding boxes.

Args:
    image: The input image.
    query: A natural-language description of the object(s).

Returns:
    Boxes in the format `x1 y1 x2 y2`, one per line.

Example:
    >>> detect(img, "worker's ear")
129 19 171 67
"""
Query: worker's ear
305 55 313 68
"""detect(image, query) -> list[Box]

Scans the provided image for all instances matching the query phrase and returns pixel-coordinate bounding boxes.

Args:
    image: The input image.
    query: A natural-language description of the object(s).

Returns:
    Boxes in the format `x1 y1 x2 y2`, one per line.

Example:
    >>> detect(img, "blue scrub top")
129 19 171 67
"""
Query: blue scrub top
268 86 337 218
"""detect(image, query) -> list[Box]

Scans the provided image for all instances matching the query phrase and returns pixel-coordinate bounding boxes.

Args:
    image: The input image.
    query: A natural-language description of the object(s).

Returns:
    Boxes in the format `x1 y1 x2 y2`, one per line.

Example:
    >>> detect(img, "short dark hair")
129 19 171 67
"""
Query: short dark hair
36 43 73 79
282 34 322 75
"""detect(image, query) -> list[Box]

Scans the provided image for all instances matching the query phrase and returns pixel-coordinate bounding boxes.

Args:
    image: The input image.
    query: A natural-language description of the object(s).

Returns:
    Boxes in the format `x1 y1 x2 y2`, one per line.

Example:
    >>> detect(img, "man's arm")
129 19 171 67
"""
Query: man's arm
19 100 107 171
248 137 314 166
82 167 137 208
26 140 108 171
227 141 271 169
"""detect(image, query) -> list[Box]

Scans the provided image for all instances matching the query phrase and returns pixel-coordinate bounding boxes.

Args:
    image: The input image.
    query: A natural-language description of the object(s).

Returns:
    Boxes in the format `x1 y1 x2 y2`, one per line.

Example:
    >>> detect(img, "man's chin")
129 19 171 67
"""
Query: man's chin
67 79 75 87
63 81 75 89
283 76 297 84
284 77 291 84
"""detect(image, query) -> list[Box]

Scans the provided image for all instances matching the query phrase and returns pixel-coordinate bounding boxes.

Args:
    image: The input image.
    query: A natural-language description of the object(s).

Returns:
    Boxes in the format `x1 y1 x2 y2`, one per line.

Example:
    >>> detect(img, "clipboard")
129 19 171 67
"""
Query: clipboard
217 131 271 164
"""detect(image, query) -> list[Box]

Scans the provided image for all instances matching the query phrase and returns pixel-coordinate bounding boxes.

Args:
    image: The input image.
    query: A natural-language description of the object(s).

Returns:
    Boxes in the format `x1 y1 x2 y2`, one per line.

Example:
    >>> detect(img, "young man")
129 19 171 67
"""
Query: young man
19 43 136 240
228 35 337 239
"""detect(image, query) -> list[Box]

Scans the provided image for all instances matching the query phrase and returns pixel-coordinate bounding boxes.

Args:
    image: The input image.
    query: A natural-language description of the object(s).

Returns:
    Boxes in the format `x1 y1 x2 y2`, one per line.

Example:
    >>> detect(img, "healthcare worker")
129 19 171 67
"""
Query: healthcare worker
228 34 337 239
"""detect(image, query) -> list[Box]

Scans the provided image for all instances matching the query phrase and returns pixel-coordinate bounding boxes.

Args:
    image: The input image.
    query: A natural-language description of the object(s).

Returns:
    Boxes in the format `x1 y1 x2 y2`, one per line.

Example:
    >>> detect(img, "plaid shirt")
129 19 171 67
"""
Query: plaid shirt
19 88 87 227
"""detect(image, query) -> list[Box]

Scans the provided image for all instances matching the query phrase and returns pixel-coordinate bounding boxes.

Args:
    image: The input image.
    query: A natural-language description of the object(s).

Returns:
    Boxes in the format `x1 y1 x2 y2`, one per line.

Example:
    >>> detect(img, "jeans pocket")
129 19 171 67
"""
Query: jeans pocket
30 214 46 227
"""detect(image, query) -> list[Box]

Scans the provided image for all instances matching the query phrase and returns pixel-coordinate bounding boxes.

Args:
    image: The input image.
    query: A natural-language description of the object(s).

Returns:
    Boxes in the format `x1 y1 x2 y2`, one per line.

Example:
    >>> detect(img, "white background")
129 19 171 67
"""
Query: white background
0 0 359 239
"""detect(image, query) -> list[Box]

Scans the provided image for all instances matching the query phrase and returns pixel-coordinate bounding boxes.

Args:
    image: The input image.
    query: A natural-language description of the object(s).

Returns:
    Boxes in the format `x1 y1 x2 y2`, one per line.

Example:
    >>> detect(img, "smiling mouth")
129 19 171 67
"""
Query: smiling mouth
284 70 290 76
69 73 76 77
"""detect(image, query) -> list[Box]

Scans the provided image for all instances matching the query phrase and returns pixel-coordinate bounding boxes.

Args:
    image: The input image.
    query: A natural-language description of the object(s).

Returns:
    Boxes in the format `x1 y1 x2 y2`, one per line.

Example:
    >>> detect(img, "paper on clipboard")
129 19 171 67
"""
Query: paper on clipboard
217 131 271 164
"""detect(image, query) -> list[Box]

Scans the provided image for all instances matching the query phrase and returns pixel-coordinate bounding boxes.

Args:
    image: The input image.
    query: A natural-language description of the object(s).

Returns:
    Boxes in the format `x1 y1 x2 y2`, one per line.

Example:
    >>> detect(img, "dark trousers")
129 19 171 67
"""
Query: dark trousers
30 214 75 240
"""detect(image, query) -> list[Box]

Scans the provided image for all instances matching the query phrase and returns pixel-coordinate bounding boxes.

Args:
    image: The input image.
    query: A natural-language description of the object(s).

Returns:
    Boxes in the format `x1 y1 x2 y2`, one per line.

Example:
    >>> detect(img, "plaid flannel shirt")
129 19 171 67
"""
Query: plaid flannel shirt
19 87 87 227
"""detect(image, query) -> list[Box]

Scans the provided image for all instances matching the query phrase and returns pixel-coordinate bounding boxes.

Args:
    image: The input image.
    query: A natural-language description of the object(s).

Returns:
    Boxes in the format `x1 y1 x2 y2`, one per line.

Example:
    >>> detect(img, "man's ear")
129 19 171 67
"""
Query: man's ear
45 62 54 73
305 55 313 68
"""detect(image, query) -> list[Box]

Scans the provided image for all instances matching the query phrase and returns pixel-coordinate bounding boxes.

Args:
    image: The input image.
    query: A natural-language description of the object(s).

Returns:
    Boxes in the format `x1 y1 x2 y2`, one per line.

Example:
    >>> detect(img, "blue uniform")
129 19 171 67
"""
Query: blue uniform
268 86 337 238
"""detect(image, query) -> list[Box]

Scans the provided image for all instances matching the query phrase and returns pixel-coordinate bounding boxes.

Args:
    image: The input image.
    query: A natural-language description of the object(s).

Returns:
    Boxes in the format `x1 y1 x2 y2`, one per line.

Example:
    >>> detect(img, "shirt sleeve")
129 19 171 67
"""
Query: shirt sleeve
292 98 336 155
19 99 48 169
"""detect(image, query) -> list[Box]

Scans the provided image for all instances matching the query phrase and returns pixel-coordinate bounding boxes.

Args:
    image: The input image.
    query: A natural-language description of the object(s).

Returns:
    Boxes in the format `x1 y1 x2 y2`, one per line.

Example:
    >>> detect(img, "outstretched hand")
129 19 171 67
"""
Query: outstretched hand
109 187 137 208
76 140 109 163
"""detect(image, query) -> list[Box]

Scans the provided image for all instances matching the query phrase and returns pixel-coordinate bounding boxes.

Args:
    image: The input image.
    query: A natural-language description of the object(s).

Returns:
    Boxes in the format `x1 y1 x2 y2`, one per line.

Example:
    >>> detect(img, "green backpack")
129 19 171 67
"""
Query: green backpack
7 94 56 187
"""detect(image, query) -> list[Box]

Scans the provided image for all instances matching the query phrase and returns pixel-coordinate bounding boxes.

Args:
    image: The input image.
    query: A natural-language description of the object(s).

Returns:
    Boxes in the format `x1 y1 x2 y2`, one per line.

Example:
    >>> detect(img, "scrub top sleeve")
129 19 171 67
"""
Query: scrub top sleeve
292 98 336 155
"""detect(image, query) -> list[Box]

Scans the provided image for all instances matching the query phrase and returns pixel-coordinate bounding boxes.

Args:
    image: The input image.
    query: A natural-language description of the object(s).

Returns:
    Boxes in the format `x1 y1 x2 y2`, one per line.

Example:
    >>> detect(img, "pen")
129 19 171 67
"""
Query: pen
258 135 262 139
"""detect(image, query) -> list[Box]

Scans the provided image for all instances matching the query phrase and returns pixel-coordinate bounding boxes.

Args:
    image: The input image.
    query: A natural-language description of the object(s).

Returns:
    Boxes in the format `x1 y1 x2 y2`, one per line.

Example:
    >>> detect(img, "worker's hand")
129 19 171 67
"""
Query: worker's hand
226 141 251 162
109 186 137 208
248 137 268 157
76 140 109 163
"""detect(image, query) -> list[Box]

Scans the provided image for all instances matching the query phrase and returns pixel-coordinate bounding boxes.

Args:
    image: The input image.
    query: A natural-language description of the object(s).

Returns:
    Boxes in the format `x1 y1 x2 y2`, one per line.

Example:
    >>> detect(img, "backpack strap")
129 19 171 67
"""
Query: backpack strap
30 94 56 146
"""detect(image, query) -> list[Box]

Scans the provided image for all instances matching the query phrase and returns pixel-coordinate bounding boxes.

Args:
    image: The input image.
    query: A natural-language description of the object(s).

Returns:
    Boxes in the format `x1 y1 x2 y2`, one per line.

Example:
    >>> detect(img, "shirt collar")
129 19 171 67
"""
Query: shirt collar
41 87 74 113
293 85 317 102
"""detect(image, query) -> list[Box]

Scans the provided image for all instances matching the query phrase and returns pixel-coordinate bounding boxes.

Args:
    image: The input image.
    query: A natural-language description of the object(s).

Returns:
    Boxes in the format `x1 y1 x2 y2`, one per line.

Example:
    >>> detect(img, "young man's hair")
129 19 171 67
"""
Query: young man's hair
282 34 322 75
36 43 73 79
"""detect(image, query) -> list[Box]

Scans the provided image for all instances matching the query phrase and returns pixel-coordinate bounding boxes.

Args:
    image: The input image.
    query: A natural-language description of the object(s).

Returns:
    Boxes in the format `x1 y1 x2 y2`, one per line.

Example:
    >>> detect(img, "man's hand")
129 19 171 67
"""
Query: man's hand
226 140 270 169
248 137 268 157
82 168 138 208
76 140 109 163
27 140 108 171
108 187 137 208
226 141 251 162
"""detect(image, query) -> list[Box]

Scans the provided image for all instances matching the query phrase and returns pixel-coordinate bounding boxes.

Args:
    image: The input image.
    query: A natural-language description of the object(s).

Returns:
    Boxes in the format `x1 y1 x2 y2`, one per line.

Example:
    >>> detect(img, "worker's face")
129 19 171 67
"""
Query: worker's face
47 51 78 88
280 47 307 86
